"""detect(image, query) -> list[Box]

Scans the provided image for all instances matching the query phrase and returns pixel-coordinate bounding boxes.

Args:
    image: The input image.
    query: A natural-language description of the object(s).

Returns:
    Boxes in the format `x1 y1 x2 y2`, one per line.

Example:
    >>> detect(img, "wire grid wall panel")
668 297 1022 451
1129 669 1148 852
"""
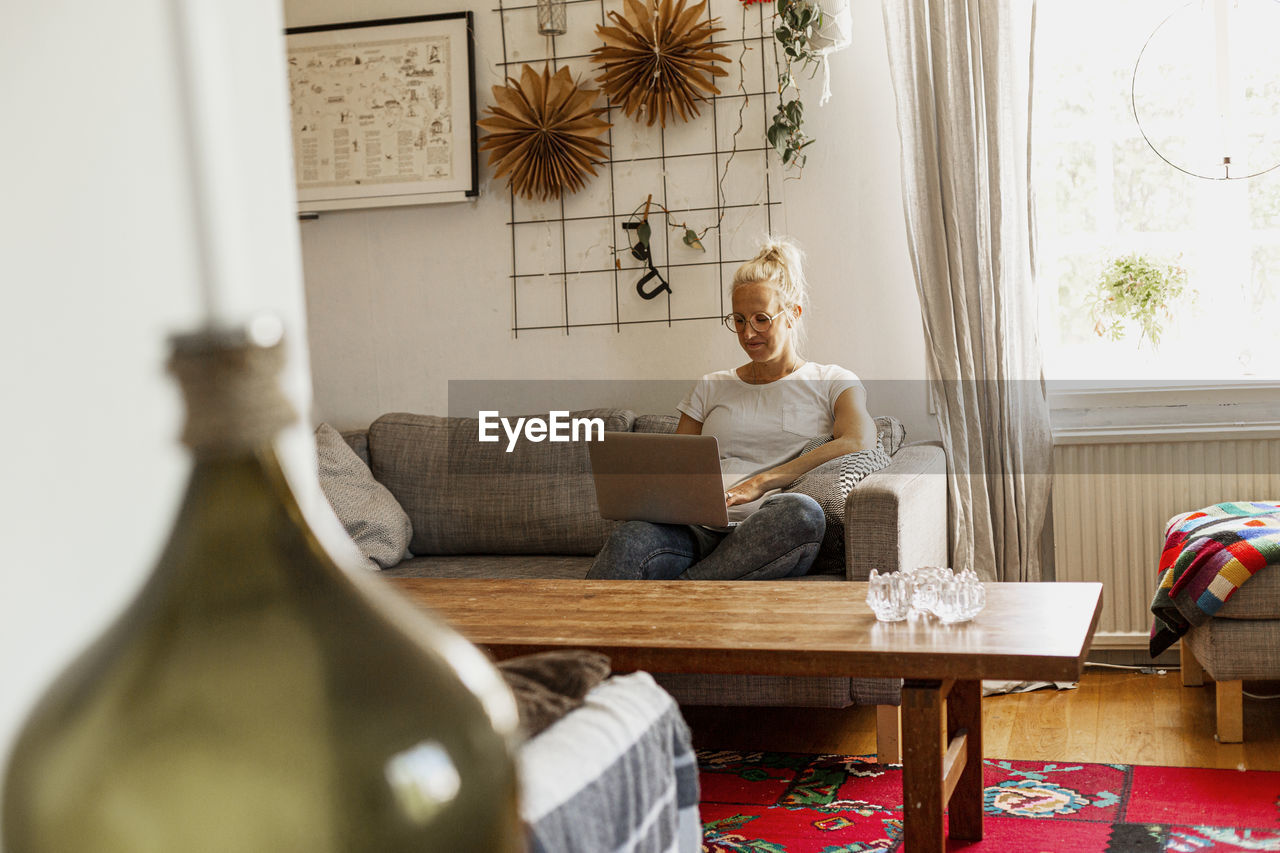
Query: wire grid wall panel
493 0 784 335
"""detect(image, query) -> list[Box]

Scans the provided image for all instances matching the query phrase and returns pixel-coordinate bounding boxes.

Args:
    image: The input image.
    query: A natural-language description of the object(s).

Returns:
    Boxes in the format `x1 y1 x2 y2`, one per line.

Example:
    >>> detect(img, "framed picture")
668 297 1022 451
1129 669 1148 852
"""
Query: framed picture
285 12 478 212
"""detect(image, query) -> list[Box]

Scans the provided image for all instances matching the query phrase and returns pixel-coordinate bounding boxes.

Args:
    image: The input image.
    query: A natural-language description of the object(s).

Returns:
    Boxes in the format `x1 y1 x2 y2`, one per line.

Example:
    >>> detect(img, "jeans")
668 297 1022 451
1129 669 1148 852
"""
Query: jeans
585 493 826 581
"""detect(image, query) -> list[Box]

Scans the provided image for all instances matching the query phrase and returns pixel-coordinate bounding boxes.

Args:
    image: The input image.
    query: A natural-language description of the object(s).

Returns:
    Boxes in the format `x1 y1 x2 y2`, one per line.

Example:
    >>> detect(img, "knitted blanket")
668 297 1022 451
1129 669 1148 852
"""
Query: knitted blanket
1149 501 1280 656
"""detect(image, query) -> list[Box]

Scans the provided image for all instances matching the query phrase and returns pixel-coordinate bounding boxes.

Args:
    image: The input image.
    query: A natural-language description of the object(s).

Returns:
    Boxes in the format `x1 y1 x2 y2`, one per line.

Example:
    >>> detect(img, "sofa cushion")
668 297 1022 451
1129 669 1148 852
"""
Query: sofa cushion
369 410 633 556
634 413 679 434
341 429 370 466
315 423 413 570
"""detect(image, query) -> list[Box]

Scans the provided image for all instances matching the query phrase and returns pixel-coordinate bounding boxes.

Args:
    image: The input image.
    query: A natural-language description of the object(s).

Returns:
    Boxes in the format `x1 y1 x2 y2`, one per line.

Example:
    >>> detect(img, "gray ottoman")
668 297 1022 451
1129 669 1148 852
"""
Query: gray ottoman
1179 564 1280 742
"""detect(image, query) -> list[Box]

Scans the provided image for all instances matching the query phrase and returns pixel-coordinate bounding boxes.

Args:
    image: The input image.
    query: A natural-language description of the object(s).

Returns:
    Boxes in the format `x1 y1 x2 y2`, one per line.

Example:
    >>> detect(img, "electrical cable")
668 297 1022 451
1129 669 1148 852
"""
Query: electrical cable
1083 663 1280 700
1084 661 1178 673
1242 690 1280 700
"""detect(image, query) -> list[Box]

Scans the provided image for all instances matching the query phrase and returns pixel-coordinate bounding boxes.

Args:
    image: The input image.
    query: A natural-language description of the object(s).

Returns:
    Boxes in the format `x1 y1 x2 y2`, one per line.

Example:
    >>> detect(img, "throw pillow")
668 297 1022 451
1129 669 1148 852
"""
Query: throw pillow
315 422 414 571
875 415 907 455
497 651 611 737
786 420 903 574
787 442 893 521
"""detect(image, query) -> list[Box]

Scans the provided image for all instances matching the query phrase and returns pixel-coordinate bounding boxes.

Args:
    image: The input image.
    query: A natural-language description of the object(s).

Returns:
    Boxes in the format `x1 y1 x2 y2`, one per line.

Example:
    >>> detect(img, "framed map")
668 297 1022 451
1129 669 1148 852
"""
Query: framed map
286 13 478 212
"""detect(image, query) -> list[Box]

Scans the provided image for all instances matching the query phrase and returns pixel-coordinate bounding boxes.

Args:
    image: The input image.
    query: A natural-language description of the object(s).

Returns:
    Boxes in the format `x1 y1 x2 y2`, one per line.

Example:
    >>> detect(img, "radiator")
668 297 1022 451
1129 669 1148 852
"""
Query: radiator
1052 439 1280 648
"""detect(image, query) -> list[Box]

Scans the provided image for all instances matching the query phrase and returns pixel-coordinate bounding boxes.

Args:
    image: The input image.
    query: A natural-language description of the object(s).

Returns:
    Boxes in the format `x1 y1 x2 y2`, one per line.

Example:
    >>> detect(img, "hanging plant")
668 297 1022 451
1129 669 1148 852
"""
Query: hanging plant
591 0 730 127
1090 253 1191 347
476 64 611 201
769 0 826 169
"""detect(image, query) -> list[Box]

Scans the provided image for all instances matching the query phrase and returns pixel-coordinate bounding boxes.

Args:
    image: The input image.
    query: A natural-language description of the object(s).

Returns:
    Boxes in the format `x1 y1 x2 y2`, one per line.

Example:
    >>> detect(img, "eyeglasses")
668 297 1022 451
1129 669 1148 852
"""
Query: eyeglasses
723 309 787 333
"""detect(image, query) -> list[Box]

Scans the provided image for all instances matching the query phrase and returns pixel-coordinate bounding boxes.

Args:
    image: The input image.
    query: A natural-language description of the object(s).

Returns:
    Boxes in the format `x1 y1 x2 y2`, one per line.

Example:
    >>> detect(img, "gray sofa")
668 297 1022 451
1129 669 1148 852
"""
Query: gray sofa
343 408 948 756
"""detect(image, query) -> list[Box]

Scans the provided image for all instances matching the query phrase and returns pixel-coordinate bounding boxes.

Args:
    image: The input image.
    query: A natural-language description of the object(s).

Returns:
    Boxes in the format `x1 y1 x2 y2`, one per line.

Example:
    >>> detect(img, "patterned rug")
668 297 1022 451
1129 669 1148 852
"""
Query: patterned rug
697 750 1280 852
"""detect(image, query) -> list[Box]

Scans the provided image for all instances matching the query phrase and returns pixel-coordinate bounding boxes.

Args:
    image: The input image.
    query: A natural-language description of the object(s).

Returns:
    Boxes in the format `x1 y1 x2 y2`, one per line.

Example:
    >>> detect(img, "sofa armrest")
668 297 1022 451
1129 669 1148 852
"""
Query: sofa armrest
843 441 947 581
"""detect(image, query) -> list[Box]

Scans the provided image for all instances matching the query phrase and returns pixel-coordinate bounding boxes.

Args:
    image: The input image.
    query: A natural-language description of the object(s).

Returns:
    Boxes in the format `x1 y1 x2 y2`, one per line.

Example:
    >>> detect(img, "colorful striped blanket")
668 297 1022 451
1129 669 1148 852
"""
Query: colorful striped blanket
1149 501 1280 656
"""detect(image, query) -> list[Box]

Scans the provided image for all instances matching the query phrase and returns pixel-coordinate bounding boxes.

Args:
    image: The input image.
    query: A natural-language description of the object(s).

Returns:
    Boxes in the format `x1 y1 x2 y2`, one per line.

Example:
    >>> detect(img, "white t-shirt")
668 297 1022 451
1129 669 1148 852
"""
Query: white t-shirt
677 361 862 522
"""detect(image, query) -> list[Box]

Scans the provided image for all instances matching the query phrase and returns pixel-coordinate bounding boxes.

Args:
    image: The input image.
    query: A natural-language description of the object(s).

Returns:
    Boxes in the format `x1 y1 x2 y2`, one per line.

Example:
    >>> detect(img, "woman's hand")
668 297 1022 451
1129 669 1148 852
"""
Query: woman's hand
725 475 769 507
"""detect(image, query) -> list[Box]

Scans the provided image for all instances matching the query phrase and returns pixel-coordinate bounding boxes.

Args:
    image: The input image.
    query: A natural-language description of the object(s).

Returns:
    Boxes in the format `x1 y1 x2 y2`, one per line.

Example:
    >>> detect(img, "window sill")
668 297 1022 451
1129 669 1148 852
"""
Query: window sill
1048 381 1280 444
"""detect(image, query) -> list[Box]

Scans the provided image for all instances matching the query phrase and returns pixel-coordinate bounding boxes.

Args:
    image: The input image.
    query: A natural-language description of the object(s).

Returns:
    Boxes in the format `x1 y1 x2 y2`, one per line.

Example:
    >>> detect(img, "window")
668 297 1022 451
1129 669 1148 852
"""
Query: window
1032 0 1280 382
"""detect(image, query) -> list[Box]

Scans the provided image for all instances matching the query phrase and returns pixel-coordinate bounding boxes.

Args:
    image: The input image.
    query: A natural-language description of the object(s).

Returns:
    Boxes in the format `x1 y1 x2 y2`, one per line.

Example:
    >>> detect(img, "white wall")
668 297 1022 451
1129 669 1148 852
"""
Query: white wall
286 0 935 441
0 0 311 812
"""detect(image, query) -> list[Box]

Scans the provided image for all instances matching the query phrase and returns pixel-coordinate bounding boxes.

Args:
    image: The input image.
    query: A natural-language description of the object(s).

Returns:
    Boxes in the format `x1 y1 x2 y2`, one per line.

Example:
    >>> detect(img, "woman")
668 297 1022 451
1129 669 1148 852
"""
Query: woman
587 236 879 581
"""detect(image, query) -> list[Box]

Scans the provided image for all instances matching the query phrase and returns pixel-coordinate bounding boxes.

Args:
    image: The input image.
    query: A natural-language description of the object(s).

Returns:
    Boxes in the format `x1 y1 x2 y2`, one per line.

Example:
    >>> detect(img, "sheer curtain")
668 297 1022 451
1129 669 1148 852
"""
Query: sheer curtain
881 0 1051 582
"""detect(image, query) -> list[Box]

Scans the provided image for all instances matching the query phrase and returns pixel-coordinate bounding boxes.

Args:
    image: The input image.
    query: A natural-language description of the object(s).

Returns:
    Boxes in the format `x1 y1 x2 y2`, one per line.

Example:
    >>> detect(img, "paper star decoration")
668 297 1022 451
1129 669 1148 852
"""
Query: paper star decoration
591 0 730 127
477 64 612 201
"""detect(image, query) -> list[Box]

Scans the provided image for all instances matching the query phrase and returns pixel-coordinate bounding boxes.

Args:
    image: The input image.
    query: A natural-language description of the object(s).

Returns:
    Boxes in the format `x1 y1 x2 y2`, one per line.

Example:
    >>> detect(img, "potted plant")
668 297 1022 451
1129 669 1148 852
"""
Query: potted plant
1089 252 1191 347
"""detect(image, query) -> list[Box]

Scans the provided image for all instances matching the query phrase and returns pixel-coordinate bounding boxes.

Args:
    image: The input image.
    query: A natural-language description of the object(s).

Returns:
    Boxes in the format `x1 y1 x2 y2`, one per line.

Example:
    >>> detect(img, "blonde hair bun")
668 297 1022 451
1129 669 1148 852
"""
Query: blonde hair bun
731 235 809 313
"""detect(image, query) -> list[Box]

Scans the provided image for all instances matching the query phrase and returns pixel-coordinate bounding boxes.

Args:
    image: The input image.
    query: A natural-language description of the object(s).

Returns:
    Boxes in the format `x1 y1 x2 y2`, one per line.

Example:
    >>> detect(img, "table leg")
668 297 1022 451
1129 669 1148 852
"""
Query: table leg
875 704 902 766
901 679 948 853
946 678 984 840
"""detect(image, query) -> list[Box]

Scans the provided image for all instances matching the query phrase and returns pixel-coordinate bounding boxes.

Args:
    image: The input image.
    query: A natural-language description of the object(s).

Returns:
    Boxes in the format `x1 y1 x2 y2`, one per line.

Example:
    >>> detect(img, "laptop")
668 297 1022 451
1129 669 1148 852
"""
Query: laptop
587 432 735 528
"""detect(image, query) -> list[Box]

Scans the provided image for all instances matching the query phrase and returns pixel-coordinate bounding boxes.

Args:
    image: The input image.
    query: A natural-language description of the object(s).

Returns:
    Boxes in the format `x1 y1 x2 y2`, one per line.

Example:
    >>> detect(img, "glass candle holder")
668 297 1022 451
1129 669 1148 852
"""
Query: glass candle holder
909 565 948 613
867 569 913 622
931 570 987 623
866 566 986 623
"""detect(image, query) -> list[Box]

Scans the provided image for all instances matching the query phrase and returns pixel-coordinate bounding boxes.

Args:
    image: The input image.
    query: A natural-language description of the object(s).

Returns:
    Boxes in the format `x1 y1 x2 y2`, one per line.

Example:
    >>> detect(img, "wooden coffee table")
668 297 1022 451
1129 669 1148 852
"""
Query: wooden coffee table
387 578 1102 853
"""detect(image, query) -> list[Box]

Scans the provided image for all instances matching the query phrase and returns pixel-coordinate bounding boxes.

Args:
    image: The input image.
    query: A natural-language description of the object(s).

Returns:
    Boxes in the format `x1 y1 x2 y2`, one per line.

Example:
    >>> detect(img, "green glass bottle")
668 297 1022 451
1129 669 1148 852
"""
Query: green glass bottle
3 322 523 852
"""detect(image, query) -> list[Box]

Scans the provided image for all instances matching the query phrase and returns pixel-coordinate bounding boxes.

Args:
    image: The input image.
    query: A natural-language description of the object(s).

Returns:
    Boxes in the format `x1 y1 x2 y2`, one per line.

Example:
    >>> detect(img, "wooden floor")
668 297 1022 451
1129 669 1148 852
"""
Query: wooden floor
681 669 1280 770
